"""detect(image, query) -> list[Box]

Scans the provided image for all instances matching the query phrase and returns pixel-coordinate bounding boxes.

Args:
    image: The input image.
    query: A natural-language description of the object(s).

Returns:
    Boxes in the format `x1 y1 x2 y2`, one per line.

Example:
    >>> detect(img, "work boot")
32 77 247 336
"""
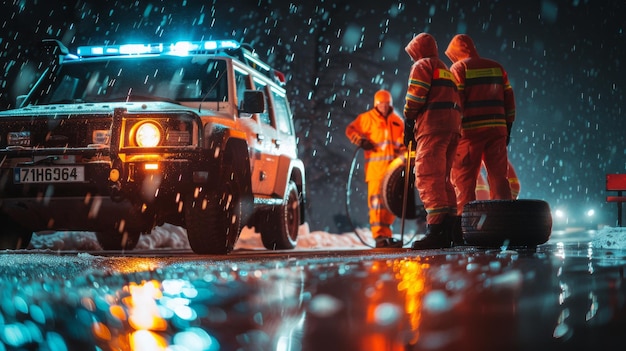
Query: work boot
449 215 466 246
375 236 403 248
410 221 452 250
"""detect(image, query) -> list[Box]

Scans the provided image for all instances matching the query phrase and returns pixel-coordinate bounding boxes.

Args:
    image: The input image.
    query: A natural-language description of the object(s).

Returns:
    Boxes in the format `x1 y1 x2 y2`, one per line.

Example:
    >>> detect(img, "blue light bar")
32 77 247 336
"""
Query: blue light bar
76 40 241 57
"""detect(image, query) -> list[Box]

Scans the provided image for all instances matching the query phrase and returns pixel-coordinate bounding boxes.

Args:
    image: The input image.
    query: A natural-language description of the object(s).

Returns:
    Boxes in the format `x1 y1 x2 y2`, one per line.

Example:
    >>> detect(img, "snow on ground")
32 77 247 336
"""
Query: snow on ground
28 222 376 251
27 223 626 251
587 226 626 250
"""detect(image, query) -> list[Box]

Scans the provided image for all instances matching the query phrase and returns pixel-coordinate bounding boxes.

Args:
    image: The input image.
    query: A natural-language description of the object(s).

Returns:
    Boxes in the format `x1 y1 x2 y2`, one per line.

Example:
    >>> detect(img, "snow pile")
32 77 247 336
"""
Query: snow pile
28 223 191 251
27 224 626 251
29 223 374 251
591 226 626 250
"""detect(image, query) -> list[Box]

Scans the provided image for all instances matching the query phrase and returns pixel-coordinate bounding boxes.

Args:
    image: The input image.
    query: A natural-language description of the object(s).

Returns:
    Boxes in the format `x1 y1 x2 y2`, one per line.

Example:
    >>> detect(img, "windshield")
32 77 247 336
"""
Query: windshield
30 56 229 105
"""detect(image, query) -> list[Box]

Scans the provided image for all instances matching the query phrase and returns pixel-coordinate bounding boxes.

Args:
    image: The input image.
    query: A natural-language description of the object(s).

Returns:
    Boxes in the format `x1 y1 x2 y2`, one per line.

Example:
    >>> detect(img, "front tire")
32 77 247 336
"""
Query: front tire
257 181 300 250
185 168 242 255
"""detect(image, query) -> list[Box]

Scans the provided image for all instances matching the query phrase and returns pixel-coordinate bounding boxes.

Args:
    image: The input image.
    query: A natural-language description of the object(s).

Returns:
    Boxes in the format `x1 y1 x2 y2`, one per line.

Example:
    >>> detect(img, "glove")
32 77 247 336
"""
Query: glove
404 119 416 147
506 122 513 146
359 138 376 151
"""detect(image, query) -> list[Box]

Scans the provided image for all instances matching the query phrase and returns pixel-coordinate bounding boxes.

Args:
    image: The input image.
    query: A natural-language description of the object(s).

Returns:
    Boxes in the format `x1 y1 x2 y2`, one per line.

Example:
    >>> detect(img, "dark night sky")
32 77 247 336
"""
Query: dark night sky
1 0 624 231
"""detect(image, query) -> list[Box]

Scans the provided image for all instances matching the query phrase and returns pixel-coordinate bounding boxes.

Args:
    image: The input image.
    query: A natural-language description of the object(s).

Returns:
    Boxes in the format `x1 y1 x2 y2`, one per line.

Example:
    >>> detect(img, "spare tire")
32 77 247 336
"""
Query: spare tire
462 199 552 247
380 154 426 220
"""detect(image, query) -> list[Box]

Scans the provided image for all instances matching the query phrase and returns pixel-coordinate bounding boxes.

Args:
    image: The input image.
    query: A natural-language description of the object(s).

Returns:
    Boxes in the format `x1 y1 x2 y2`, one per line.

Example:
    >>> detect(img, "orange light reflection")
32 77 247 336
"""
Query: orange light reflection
95 280 170 351
394 258 429 345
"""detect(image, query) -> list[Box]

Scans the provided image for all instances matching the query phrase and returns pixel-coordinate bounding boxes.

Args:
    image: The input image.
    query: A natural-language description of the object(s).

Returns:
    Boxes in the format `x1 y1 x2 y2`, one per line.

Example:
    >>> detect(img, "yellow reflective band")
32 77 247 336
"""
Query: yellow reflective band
409 78 430 89
434 68 454 80
466 67 503 79
462 119 507 129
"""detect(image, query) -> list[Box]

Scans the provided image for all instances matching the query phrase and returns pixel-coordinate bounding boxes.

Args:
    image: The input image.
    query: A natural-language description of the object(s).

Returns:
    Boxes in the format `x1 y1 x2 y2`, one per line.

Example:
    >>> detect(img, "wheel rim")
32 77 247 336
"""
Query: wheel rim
258 181 300 250
286 187 300 242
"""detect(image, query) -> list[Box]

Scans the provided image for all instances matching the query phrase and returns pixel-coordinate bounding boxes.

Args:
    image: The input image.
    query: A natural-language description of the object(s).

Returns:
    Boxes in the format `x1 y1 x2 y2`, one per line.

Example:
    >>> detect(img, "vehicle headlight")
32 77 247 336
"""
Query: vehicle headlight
555 209 565 219
586 209 595 217
134 121 162 147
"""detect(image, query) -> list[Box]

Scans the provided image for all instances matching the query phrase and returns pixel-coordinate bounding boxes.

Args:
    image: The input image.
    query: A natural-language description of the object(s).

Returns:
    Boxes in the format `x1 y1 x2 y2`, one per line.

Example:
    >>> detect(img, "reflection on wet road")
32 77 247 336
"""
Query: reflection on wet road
0 231 625 350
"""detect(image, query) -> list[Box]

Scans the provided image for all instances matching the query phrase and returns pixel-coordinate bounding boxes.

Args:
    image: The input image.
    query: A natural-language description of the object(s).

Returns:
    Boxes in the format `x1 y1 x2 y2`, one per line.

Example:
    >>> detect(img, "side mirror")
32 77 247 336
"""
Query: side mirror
41 39 69 65
240 90 265 114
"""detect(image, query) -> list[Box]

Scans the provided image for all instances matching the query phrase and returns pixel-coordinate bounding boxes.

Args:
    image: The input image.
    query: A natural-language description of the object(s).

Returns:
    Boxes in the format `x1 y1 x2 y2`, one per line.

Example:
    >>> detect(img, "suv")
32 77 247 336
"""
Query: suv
0 39 306 254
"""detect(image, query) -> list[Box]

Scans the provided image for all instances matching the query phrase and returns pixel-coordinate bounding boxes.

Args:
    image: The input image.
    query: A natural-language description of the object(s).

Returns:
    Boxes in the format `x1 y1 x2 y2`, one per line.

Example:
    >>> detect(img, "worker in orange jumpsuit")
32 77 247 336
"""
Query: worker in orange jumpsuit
445 34 516 245
345 90 406 248
403 33 462 250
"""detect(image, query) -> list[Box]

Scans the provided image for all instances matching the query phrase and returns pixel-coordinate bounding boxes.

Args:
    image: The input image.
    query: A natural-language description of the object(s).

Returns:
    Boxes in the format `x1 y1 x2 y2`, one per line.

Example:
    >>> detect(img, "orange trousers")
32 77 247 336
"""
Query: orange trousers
452 130 512 215
414 132 459 225
367 178 396 238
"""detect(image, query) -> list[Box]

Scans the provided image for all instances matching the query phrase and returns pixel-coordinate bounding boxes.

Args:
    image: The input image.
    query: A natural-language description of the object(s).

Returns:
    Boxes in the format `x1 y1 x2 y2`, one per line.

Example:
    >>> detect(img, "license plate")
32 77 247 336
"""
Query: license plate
14 166 85 184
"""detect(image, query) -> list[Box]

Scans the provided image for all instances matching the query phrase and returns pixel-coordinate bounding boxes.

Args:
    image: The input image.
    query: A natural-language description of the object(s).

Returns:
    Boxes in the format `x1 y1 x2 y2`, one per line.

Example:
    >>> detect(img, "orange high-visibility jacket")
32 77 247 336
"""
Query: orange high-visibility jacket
445 34 515 137
345 108 405 182
404 35 461 136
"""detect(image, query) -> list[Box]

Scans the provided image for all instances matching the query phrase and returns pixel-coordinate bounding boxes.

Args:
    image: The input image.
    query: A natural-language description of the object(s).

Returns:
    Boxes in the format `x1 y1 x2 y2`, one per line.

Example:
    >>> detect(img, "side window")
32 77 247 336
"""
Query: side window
271 90 294 135
235 69 252 109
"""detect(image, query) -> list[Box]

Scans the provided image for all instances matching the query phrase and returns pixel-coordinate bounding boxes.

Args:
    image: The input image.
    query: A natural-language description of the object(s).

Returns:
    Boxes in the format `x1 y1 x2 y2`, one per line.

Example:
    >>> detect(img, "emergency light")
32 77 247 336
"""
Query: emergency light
76 40 241 57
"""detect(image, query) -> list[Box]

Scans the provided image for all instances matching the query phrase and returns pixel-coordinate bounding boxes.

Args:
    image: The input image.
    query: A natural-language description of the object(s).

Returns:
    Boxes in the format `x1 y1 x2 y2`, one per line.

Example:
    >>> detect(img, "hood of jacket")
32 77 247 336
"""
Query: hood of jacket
405 33 438 62
445 34 479 63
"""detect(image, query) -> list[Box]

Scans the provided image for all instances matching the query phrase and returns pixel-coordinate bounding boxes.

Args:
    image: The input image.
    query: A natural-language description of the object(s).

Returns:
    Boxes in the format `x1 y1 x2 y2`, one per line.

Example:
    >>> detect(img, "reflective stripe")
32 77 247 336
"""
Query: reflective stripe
365 155 396 163
462 114 506 123
465 76 504 86
462 119 507 130
425 206 450 215
466 67 503 79
405 93 426 104
409 78 430 89
476 184 489 191
434 68 455 80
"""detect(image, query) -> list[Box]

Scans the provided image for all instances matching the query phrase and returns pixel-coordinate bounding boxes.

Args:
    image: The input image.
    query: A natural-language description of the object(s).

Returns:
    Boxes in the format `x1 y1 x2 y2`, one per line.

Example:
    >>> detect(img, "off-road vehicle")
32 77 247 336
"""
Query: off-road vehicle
0 39 306 254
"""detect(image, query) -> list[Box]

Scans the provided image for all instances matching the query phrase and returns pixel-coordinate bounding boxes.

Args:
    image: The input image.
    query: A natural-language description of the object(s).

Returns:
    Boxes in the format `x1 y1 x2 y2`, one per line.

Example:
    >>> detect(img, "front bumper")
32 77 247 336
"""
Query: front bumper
0 153 217 232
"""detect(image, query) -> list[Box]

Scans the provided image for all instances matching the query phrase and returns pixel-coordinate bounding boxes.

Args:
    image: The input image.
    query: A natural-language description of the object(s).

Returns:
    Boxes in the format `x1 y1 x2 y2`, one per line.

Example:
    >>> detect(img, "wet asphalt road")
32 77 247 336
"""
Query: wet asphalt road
0 230 624 351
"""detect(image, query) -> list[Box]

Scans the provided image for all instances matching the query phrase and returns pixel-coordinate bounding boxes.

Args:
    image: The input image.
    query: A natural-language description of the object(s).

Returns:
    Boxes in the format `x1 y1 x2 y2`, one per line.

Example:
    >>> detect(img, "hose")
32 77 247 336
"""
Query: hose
345 146 375 248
